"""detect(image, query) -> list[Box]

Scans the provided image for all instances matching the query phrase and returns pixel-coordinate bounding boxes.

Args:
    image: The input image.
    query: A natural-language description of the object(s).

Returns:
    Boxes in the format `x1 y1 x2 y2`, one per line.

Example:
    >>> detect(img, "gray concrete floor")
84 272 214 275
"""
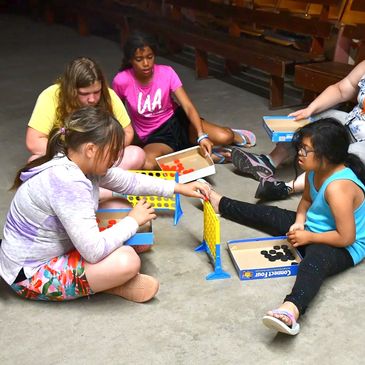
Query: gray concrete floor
1 13 365 365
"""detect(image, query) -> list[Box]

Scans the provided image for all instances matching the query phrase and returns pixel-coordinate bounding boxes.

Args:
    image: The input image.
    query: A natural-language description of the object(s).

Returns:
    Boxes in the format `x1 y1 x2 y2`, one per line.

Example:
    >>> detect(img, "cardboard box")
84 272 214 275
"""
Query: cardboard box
156 146 216 183
263 116 312 142
227 236 302 281
96 209 153 246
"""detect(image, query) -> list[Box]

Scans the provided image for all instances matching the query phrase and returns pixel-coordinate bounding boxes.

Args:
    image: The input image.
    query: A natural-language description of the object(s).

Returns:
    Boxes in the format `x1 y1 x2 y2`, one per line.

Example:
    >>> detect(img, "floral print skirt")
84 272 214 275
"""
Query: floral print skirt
11 250 94 301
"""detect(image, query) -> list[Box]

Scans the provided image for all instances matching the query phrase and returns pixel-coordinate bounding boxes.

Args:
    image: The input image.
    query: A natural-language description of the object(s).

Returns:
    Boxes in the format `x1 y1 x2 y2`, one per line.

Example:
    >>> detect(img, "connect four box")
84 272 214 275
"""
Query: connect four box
227 236 302 281
156 146 215 183
263 116 312 142
96 208 153 246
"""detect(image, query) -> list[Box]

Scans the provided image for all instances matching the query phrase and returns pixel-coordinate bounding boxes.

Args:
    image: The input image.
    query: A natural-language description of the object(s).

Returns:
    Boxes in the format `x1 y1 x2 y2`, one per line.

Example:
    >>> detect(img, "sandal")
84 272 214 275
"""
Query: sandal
232 129 256 148
262 308 300 335
211 146 232 164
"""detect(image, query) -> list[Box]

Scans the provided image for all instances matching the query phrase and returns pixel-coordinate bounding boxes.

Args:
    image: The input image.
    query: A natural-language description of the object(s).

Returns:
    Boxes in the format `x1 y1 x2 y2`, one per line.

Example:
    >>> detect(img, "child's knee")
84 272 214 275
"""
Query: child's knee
117 246 141 276
120 146 146 170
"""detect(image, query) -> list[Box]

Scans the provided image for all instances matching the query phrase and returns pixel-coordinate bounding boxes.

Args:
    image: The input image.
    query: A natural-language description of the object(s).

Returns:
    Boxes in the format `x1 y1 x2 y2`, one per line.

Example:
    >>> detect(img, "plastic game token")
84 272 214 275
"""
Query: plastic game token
261 250 268 255
269 249 276 254
268 256 276 262
281 244 288 249
273 245 280 250
281 256 289 262
291 262 299 265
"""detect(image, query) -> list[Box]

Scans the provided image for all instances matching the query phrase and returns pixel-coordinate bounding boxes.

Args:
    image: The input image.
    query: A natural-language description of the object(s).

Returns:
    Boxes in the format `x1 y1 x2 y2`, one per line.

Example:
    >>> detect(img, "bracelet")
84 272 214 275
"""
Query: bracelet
197 133 209 144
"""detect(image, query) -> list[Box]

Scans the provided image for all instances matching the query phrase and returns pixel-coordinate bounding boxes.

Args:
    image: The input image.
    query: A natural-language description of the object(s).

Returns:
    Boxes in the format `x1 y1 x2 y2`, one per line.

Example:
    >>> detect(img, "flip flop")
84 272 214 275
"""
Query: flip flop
211 146 232 164
262 309 300 335
232 129 256 148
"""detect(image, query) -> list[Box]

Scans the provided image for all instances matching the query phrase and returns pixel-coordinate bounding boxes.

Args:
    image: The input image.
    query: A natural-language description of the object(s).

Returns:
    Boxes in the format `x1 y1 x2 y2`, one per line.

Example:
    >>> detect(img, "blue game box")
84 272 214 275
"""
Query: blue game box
263 116 312 142
227 236 302 281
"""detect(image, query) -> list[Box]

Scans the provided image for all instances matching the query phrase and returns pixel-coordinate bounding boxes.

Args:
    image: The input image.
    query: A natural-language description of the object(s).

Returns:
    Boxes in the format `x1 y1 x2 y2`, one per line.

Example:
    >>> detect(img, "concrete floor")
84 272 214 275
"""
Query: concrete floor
1 13 365 365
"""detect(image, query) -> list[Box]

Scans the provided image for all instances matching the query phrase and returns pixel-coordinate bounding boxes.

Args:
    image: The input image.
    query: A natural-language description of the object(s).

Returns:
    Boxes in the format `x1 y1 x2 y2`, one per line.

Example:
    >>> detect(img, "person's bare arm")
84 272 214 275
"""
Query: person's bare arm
25 127 48 156
289 60 365 120
173 86 213 154
123 123 134 146
289 180 359 247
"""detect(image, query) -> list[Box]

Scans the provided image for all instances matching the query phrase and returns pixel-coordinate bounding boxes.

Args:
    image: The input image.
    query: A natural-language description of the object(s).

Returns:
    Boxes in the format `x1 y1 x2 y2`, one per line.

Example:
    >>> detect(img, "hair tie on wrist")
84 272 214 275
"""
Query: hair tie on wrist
60 127 66 135
197 133 209 144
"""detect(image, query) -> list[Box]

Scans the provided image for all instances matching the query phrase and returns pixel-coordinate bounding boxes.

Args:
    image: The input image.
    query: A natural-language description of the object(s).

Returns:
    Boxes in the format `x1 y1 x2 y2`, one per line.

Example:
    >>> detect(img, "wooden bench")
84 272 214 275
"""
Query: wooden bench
294 2 365 103
30 0 340 108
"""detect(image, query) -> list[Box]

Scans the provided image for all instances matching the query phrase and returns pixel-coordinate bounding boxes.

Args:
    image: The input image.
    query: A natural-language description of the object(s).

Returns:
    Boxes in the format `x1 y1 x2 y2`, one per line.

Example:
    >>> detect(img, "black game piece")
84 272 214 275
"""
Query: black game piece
276 252 284 257
268 256 276 262
291 262 299 266
273 245 280 250
261 250 268 255
269 249 276 254
280 256 289 262
281 244 288 249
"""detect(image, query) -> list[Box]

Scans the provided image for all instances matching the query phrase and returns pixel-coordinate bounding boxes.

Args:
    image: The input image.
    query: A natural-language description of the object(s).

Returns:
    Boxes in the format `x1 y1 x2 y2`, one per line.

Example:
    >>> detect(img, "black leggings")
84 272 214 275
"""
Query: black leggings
219 197 354 315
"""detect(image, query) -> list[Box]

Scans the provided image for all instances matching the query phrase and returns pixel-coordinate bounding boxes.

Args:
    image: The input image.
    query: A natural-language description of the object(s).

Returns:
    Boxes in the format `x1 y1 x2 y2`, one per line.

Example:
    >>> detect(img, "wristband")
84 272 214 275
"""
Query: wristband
197 133 209 144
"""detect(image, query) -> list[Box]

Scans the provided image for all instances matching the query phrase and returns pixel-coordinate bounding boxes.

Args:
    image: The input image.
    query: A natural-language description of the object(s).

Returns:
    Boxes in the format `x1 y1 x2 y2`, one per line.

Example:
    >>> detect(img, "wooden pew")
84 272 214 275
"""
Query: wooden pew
159 0 340 107
294 22 365 102
32 0 340 108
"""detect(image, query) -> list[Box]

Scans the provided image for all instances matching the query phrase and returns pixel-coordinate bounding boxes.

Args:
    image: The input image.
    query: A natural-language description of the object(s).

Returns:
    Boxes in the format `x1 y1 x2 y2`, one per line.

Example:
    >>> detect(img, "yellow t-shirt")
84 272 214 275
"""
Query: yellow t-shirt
28 84 130 134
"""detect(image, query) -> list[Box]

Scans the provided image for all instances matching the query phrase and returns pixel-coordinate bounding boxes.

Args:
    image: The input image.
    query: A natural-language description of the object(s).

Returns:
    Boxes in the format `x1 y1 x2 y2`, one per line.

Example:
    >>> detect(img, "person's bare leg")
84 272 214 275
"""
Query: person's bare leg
191 119 256 147
143 143 173 170
286 172 305 193
267 143 293 167
209 189 223 214
119 145 146 170
192 119 235 146
84 246 159 302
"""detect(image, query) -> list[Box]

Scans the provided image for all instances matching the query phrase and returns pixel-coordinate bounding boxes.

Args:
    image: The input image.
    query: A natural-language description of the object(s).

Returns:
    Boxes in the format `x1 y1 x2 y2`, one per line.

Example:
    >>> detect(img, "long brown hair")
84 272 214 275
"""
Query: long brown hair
12 106 125 189
56 57 113 126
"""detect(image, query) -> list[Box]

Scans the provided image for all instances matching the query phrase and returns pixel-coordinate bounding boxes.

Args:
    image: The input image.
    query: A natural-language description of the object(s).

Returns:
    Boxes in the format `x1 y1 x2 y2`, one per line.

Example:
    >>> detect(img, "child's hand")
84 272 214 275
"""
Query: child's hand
288 223 305 232
174 181 211 200
128 199 156 226
286 229 311 247
199 138 213 156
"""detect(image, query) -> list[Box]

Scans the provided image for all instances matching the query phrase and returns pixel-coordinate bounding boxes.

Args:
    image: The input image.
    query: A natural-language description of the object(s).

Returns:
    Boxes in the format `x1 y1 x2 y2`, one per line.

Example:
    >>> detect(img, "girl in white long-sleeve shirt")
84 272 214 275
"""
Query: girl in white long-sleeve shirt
0 106 210 302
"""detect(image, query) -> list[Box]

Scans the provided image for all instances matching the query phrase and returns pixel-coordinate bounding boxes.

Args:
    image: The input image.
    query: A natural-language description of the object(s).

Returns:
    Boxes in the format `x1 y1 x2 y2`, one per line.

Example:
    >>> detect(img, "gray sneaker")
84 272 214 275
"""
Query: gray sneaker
231 147 275 180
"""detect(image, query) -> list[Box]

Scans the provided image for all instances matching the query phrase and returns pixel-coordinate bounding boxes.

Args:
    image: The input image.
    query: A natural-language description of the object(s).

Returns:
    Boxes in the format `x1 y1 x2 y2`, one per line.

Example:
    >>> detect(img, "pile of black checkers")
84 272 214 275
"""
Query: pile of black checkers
260 244 298 265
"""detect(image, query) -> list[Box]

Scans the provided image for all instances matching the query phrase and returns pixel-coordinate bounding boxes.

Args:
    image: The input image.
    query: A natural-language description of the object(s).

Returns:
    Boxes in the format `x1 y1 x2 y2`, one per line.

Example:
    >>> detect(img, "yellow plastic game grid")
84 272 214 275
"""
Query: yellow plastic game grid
123 170 183 225
195 200 230 280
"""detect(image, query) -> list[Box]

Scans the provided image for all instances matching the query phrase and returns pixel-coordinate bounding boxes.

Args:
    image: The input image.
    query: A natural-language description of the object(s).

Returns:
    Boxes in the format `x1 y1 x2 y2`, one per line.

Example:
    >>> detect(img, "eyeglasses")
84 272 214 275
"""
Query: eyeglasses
298 146 315 157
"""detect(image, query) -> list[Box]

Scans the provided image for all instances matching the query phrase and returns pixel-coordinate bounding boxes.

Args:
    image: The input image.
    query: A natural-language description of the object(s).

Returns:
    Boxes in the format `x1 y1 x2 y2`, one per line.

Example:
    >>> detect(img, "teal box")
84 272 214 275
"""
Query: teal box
227 236 302 281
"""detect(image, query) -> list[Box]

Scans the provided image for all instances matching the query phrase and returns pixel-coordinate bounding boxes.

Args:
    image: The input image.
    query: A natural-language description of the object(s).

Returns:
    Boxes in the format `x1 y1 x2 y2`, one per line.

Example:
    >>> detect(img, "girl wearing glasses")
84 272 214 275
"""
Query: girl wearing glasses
207 118 365 335
231 60 365 201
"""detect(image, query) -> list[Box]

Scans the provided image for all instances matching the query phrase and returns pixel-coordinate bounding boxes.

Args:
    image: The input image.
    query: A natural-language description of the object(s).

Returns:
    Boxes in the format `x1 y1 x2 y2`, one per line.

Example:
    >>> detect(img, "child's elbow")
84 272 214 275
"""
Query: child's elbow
341 233 356 247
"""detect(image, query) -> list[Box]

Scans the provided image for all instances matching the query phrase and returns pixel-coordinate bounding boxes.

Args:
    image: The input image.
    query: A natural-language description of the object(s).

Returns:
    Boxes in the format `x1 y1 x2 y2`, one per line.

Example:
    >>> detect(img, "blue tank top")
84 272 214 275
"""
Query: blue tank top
306 167 365 265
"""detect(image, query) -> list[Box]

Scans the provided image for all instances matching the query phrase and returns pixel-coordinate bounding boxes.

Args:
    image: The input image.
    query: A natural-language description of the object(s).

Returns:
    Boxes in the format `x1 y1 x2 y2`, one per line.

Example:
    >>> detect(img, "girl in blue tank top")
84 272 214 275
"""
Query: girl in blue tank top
207 118 365 335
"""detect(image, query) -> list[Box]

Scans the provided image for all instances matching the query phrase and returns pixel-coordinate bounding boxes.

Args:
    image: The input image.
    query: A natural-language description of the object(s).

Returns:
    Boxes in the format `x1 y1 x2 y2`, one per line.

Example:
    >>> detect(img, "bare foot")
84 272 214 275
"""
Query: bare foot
267 301 299 327
105 274 159 303
209 189 222 214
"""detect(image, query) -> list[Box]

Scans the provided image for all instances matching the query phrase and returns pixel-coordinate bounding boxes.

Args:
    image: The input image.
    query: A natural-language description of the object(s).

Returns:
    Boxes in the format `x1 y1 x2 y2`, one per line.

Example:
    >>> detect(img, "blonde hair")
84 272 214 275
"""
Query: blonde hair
12 106 124 189
55 57 113 126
